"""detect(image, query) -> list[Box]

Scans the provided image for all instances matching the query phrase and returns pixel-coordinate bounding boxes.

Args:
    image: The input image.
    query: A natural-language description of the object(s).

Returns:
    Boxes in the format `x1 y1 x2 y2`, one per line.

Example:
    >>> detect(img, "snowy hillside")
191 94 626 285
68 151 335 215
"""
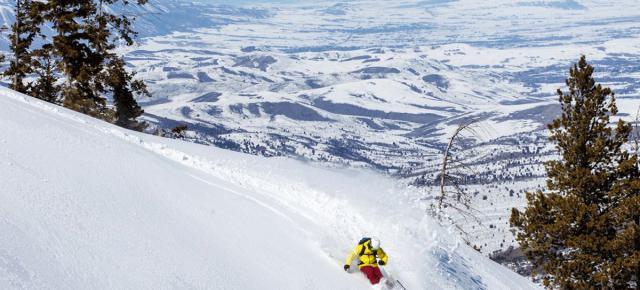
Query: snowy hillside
0 0 638 272
0 89 540 289
113 0 640 174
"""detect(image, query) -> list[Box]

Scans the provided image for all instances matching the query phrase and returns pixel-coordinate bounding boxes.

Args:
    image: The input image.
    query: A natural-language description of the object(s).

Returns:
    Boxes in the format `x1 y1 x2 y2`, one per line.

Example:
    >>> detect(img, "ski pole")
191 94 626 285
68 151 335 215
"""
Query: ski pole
396 280 407 290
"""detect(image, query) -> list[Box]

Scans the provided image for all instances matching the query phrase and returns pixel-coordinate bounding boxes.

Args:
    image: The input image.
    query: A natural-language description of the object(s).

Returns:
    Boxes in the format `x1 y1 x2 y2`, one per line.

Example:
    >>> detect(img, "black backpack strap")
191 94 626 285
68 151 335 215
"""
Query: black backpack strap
358 237 371 256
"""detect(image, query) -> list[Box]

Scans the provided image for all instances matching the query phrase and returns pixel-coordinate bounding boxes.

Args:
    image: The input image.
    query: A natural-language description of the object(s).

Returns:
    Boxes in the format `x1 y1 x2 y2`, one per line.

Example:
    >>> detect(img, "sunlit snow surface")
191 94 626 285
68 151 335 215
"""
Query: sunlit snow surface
0 88 539 289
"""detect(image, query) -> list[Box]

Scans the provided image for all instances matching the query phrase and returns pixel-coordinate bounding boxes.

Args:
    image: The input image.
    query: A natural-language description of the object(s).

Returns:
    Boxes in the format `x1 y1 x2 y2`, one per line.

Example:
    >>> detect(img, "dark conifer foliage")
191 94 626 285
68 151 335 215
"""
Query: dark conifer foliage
511 56 640 289
46 0 111 119
3 0 42 94
107 56 149 131
30 44 60 103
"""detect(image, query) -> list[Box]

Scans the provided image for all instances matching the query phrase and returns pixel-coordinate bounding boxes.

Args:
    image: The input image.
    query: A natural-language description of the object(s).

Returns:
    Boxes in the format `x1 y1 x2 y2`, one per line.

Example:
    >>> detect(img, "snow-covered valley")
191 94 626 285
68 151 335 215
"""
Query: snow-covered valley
0 88 539 289
115 0 640 255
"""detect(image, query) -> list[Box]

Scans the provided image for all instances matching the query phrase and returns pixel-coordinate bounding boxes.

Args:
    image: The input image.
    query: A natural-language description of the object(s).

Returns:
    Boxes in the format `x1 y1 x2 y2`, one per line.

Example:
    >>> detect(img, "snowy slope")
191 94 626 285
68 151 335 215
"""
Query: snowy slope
0 89 539 289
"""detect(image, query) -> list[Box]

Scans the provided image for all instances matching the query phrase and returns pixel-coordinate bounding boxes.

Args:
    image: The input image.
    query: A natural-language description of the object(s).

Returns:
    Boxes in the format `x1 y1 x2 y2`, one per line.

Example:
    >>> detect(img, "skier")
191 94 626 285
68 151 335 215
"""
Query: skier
344 237 389 285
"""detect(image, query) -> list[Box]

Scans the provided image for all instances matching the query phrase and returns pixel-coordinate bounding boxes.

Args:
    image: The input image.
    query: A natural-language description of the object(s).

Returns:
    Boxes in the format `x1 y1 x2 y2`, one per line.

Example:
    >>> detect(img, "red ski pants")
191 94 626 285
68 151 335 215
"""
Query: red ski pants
360 265 383 284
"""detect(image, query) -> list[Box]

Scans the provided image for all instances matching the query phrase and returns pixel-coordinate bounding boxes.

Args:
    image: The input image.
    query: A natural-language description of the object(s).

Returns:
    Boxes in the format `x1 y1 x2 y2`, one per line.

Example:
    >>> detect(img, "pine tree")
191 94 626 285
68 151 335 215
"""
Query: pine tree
94 0 150 131
30 44 60 103
511 56 640 289
3 0 42 94
106 56 149 131
43 0 111 119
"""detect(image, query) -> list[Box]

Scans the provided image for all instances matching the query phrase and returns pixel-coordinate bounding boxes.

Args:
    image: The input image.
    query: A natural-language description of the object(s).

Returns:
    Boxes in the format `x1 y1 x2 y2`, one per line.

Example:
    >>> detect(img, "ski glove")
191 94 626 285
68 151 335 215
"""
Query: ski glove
378 260 386 266
344 265 350 272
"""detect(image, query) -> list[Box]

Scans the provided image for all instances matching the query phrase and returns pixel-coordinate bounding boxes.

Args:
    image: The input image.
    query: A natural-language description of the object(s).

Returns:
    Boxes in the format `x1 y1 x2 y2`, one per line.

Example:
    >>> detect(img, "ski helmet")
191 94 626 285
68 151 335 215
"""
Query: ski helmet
370 237 380 250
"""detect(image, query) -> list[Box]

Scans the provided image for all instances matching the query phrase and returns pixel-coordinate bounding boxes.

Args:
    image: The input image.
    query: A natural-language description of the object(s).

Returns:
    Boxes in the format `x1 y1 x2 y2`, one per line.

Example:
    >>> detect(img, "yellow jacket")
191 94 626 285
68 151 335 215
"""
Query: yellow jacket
345 239 388 269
